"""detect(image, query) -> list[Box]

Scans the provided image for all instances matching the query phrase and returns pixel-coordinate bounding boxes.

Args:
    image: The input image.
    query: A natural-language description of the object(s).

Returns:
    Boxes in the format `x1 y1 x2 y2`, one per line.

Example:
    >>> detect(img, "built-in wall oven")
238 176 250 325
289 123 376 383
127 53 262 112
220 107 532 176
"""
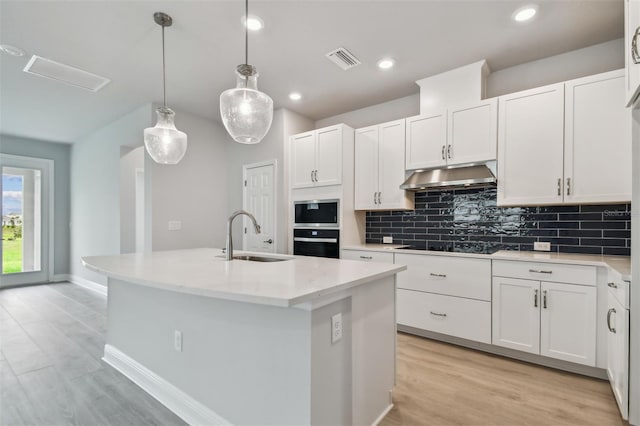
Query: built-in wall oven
293 199 340 258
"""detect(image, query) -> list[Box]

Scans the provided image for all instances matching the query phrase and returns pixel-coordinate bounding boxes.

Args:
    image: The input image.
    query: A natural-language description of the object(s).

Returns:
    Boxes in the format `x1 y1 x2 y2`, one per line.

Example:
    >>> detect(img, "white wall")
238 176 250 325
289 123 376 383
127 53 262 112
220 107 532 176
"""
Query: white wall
315 39 624 129
70 104 153 284
150 110 229 251
119 146 144 254
226 108 313 254
487 38 624 98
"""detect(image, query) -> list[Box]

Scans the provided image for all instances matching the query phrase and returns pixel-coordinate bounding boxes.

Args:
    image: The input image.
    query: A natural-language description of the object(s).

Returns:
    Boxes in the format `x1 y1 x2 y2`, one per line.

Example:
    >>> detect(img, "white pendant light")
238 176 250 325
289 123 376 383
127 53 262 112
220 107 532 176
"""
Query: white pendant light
220 0 273 144
144 12 187 165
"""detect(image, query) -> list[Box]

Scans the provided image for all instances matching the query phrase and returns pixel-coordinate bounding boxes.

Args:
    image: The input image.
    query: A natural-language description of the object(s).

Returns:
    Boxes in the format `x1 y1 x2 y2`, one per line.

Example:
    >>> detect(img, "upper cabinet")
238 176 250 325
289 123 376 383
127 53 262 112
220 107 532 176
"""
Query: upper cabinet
564 70 631 204
625 0 640 106
405 99 497 170
498 70 631 206
355 119 414 211
291 124 347 189
497 83 565 206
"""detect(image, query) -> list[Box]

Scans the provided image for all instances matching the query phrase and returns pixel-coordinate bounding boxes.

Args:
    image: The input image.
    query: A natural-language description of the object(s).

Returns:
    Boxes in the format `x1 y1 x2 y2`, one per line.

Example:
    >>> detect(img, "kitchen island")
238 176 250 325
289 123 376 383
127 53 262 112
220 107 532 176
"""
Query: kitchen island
82 248 406 426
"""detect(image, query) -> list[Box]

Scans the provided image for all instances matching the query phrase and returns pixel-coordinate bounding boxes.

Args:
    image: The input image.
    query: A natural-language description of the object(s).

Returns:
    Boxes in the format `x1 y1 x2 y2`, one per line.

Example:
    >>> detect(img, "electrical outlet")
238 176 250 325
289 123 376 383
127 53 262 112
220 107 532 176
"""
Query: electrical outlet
174 330 183 352
168 220 182 231
382 236 393 244
331 313 342 343
534 241 551 251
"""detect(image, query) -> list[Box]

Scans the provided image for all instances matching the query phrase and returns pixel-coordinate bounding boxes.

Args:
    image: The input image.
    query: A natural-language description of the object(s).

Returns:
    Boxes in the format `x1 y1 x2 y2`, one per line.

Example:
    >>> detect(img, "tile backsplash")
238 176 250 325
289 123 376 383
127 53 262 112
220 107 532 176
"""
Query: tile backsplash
365 187 631 256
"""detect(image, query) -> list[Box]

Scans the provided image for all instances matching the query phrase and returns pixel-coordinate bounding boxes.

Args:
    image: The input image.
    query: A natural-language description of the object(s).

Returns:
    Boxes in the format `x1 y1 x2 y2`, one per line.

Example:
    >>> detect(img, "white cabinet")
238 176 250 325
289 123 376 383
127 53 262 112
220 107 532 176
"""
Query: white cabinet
395 253 492 344
492 261 597 366
354 119 413 210
290 124 345 189
341 249 394 263
625 0 640 106
564 70 631 203
492 277 541 354
497 83 565 206
406 99 497 170
498 71 631 206
606 271 630 420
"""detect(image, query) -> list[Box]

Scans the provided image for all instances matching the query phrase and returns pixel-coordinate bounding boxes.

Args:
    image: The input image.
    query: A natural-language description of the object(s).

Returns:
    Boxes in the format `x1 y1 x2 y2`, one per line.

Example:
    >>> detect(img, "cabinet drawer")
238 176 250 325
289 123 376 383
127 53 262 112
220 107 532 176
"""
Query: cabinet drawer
341 250 394 263
492 260 596 286
395 253 491 301
397 289 491 344
607 269 630 309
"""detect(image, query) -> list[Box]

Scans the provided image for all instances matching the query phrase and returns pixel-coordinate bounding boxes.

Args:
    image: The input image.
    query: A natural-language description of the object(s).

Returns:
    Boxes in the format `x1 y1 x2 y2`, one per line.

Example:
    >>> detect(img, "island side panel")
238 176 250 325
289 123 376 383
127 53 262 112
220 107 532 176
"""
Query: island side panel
351 275 396 426
106 278 313 425
310 297 353 425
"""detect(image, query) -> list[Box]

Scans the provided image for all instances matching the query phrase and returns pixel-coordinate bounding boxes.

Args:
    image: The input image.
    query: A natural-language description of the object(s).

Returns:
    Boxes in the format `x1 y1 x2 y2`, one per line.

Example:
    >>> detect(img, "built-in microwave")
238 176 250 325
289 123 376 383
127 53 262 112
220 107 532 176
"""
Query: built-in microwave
293 199 339 228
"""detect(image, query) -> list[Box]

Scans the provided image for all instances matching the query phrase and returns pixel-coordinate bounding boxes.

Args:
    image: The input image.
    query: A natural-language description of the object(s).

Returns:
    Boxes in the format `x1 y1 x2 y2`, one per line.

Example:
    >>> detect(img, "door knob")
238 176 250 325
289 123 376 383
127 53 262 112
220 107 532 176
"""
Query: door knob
263 239 273 244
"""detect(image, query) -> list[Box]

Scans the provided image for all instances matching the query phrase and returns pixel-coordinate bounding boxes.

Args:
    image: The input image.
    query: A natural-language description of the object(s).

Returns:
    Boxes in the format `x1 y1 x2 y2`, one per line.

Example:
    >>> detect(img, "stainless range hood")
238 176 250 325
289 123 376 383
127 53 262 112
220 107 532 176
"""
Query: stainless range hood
400 164 497 191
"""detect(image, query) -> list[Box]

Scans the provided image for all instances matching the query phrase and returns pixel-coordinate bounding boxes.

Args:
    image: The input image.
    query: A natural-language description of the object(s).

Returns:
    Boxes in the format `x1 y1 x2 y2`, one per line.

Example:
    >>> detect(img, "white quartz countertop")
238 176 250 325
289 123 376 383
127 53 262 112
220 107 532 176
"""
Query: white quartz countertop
82 248 406 307
342 244 630 281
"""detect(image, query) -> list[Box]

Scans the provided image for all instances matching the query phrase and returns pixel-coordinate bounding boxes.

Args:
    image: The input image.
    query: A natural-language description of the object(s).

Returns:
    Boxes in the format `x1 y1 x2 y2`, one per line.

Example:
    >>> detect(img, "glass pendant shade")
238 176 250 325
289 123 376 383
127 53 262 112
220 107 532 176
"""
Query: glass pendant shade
144 107 188 164
220 66 273 144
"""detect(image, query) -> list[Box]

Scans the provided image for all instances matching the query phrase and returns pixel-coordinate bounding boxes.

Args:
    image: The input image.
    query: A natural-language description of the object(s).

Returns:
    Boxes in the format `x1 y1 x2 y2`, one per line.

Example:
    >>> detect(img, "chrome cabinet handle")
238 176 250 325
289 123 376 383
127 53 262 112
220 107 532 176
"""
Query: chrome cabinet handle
430 311 447 318
534 289 539 308
566 177 571 196
633 27 640 64
529 269 552 274
557 178 561 196
311 170 314 182
359 255 373 260
608 282 618 289
263 239 273 244
543 290 548 309
607 308 617 333
429 273 447 278
441 145 446 160
373 192 377 205
377 192 382 205
315 170 319 182
447 145 452 159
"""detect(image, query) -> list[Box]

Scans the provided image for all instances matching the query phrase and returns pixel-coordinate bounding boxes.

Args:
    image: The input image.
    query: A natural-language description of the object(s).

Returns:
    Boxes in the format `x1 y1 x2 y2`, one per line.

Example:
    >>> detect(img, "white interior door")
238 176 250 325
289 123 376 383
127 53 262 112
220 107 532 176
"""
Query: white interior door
1 154 52 287
243 161 276 253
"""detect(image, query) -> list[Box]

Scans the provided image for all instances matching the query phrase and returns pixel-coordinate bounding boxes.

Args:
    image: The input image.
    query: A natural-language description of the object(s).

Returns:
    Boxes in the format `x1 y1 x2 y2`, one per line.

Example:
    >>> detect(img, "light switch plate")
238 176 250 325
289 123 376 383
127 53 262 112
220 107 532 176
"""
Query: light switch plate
168 220 182 231
382 236 393 244
534 241 551 251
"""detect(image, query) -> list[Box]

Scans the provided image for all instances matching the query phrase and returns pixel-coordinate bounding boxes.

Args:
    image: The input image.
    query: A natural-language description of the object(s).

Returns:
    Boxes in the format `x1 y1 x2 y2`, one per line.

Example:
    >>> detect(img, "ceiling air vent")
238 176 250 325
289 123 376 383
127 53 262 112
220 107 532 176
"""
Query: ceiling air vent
325 47 361 71
23 55 110 92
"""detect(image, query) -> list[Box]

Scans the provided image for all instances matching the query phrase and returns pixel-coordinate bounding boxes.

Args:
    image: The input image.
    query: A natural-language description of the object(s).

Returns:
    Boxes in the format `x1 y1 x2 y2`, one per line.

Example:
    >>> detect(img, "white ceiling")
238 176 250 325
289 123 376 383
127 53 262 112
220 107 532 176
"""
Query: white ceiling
0 0 623 144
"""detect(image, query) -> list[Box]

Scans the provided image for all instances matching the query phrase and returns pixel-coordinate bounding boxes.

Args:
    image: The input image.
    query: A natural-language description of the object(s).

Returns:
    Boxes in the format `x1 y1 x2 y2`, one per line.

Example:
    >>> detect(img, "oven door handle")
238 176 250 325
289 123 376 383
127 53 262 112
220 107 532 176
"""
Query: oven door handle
293 237 338 243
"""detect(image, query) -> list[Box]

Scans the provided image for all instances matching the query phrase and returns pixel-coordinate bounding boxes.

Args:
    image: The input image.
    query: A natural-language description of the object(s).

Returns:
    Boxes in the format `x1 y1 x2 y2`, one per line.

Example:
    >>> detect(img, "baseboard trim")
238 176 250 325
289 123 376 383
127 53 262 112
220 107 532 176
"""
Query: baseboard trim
65 274 108 297
103 344 231 426
371 404 393 426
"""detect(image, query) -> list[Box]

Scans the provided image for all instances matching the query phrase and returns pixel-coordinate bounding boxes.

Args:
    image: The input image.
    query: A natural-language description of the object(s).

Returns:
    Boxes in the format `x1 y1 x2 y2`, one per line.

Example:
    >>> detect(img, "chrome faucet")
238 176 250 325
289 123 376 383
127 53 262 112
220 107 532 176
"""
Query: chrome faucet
226 210 261 260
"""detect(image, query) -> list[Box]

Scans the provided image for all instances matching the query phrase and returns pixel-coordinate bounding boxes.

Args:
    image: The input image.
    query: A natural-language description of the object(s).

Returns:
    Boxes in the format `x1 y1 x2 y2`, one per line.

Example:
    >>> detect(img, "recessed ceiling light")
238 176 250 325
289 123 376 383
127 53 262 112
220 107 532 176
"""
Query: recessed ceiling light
289 92 302 101
513 4 538 22
0 44 25 57
377 58 395 70
242 15 264 31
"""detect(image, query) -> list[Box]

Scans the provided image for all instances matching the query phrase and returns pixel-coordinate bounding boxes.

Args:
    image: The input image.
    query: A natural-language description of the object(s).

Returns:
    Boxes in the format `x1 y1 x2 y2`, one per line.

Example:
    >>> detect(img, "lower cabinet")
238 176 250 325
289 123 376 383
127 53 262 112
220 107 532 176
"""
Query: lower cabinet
607 284 630 420
492 276 597 366
397 289 491 344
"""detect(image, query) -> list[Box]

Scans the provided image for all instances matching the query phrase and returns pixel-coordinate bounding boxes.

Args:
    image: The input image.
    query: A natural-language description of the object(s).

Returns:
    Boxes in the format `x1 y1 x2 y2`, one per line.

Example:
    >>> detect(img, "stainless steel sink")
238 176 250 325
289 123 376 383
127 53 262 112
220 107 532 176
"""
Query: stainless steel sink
232 255 290 262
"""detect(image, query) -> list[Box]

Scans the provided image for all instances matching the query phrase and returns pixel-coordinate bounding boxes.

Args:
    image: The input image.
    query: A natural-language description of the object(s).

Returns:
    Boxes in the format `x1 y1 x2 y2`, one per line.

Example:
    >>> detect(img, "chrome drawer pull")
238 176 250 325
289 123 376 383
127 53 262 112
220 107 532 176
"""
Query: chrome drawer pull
359 256 373 260
607 282 618 289
607 308 617 333
529 269 552 274
429 273 447 278
430 311 447 317
633 26 640 64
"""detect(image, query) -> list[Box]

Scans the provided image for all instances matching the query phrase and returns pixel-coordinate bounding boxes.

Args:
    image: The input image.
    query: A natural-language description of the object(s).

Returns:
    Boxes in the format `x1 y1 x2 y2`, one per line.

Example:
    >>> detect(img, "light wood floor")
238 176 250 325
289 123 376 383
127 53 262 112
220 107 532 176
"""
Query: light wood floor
382 333 625 426
0 283 625 426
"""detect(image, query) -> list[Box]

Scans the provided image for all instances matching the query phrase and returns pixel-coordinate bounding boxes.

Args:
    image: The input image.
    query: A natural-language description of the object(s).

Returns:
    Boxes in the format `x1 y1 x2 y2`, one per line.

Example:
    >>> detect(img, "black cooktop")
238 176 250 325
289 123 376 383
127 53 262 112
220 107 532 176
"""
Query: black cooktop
398 245 499 255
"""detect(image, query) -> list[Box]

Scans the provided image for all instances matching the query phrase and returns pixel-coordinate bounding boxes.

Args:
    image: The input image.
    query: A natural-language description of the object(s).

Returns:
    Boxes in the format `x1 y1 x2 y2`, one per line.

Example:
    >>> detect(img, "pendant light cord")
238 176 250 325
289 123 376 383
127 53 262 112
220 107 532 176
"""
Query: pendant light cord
162 24 167 108
245 0 249 65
